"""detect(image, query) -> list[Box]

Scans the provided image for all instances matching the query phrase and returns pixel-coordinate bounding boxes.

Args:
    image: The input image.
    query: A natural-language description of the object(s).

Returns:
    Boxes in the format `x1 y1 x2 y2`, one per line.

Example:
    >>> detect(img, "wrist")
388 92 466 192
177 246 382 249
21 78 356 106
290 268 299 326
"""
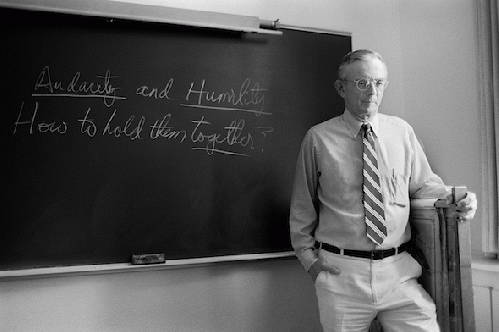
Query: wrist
309 260 322 274
308 260 322 282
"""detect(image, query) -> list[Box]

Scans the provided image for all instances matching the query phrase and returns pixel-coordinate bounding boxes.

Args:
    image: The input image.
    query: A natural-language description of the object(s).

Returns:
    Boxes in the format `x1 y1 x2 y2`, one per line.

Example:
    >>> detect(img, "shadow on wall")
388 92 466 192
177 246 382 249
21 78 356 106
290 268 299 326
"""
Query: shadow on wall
97 258 321 332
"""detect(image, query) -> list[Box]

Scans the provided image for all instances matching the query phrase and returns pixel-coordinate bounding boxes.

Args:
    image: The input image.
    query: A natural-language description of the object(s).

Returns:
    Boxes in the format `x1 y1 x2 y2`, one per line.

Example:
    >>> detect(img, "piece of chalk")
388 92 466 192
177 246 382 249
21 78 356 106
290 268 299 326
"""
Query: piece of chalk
131 253 165 265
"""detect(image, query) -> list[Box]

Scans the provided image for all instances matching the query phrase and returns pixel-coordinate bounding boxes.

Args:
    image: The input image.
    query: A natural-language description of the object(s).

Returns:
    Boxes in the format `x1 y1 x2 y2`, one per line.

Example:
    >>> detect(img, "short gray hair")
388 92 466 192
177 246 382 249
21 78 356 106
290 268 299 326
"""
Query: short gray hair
337 49 388 79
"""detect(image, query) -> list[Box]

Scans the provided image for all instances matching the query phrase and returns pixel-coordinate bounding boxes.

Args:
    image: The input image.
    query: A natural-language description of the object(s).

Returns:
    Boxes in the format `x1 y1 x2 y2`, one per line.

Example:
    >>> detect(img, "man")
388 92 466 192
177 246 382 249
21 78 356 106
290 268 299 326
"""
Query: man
289 49 477 332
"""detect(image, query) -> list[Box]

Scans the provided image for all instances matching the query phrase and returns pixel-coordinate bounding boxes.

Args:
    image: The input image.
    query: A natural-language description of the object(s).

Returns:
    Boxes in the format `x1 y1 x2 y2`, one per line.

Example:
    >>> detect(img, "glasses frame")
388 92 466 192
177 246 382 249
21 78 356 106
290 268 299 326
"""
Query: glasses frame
342 78 389 91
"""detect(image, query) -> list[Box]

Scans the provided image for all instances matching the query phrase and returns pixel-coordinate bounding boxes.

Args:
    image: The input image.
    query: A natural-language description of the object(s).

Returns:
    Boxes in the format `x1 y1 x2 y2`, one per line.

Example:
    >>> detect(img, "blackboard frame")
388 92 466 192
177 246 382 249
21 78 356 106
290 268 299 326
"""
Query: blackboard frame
0 0 281 34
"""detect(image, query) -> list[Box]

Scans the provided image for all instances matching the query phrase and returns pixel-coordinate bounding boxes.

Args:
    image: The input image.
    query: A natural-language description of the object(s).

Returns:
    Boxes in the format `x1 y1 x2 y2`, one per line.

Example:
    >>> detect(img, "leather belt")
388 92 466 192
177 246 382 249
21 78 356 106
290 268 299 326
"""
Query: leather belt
315 241 409 260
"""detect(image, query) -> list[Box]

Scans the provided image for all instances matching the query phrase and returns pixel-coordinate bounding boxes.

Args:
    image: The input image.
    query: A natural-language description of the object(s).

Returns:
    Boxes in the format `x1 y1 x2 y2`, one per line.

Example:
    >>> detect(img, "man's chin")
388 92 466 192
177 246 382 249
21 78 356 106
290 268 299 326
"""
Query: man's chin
356 109 378 121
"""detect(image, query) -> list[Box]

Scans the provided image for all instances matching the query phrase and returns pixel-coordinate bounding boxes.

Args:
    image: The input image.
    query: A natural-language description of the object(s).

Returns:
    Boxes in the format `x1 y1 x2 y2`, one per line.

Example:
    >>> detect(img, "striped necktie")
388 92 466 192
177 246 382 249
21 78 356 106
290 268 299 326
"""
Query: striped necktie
361 123 387 245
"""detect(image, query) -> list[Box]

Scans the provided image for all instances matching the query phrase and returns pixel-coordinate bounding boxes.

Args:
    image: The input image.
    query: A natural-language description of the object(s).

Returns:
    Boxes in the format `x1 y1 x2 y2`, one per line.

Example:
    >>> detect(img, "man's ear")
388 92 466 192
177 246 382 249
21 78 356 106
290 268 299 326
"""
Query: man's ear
334 79 345 98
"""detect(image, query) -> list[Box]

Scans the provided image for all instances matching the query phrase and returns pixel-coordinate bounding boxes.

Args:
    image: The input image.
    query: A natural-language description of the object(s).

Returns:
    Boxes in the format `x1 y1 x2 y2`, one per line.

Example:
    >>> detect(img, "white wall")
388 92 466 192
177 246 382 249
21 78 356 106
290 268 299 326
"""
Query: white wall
1 1 483 331
1 259 321 332
398 0 481 249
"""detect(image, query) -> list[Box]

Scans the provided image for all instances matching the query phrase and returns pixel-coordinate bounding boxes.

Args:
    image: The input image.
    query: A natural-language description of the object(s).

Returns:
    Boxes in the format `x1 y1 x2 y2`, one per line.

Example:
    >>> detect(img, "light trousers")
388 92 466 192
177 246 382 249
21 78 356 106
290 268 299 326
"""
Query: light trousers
315 249 440 332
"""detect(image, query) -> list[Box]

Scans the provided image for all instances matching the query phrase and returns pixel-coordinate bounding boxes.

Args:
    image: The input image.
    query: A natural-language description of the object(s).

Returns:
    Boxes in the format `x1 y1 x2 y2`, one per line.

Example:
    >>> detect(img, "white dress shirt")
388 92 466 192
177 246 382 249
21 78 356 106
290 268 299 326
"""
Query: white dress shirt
289 109 449 271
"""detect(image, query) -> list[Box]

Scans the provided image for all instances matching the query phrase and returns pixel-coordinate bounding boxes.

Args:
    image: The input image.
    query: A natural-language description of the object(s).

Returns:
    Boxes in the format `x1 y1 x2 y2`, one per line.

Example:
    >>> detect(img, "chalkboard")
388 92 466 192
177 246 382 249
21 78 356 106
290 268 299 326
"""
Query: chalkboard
0 7 351 270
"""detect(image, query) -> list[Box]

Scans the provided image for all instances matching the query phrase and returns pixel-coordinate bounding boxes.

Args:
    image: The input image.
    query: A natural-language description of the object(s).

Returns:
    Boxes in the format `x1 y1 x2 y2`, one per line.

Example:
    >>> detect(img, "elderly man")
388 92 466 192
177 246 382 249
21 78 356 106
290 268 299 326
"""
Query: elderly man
289 49 477 332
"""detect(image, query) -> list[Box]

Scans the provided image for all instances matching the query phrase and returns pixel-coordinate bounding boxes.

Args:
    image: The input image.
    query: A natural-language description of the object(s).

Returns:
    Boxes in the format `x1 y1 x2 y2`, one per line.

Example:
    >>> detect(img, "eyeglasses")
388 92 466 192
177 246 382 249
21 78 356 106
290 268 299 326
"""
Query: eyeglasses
342 78 389 91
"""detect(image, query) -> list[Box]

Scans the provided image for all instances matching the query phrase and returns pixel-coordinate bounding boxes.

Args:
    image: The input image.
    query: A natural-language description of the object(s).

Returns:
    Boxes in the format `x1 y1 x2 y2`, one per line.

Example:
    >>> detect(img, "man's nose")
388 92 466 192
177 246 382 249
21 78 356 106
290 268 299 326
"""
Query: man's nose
367 81 378 95
367 82 377 94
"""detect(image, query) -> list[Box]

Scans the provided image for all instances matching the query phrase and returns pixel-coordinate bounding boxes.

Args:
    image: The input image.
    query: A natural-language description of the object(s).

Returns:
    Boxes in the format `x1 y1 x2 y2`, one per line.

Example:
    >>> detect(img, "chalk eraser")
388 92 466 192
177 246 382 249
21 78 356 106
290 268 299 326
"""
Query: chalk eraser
131 253 165 265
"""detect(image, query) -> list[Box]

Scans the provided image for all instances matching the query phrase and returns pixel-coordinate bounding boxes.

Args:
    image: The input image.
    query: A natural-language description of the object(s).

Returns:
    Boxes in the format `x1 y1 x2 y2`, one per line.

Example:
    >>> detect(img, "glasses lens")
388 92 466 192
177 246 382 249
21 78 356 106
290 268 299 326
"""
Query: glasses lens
376 80 387 89
356 79 387 91
356 79 368 91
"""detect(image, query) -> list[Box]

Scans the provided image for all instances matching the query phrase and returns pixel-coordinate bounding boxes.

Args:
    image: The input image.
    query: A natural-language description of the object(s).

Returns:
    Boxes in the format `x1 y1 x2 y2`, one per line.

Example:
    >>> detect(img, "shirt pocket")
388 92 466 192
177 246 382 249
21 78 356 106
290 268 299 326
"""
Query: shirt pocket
389 170 409 207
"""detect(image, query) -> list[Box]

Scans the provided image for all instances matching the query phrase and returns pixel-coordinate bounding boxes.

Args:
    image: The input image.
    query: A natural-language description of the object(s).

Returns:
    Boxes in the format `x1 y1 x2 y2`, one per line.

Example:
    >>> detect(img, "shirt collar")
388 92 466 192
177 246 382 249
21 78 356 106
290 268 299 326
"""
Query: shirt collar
342 109 380 139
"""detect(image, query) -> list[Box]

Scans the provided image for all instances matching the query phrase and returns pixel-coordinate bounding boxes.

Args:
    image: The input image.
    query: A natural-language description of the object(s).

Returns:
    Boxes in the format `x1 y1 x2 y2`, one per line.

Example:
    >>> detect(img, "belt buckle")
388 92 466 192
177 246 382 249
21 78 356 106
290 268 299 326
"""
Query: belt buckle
372 249 387 260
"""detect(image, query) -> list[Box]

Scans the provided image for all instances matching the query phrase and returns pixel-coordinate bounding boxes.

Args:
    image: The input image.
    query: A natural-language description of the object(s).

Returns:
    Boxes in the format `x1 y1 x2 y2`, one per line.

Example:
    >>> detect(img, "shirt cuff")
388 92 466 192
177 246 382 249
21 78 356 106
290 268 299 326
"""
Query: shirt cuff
296 247 318 272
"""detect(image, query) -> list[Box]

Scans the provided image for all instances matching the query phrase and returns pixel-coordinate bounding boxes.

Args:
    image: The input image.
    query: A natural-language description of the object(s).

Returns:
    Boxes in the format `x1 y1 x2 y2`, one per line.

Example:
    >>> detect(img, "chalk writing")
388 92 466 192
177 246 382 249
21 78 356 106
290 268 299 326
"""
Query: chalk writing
32 66 125 107
149 114 187 142
258 127 275 137
13 101 68 135
183 79 270 116
191 116 254 156
14 68 274 156
103 110 145 141
136 78 174 100
78 108 98 137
